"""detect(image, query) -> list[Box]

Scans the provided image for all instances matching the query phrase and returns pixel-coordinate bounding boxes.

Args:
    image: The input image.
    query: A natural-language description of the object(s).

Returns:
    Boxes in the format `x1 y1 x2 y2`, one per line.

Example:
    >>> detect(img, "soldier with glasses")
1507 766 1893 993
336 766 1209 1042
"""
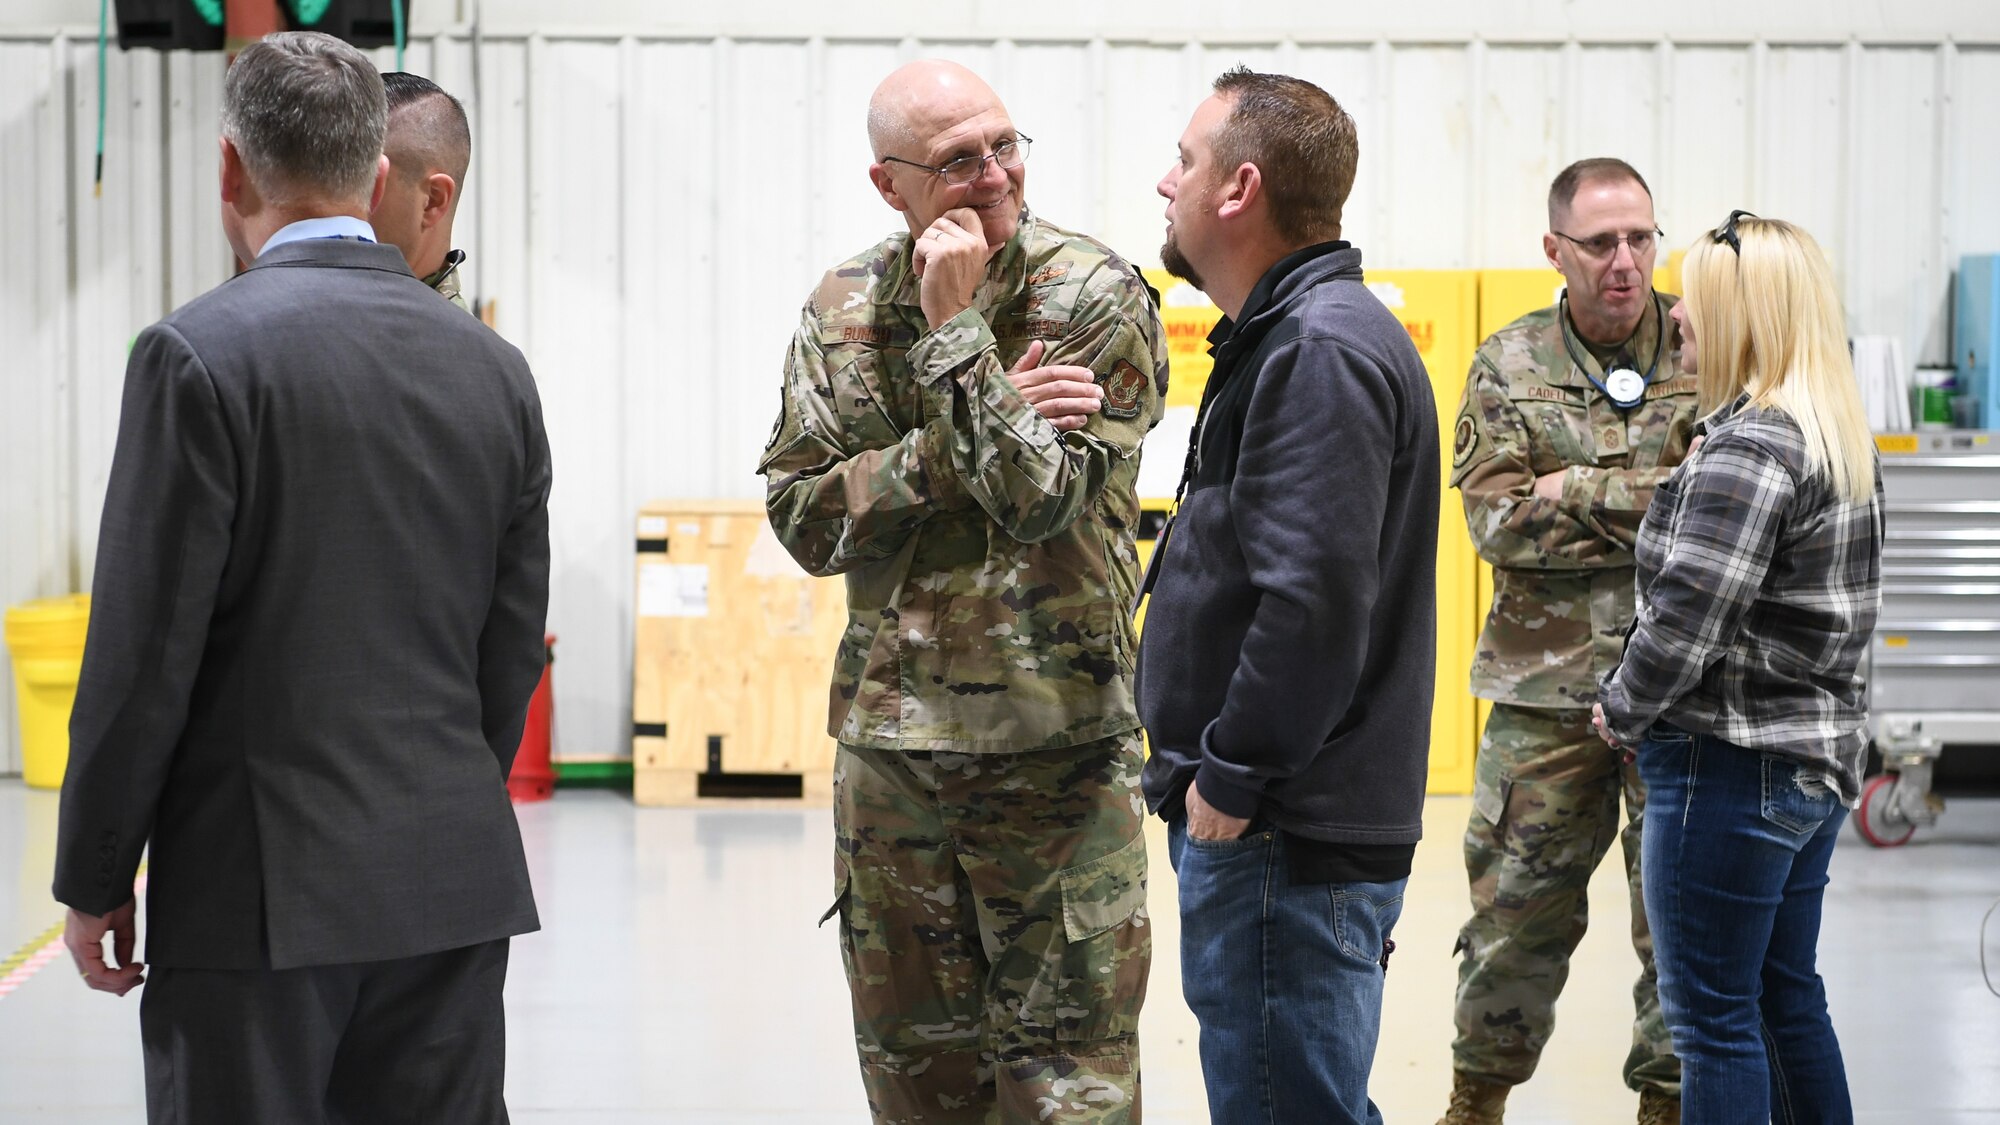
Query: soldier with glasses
760 58 1166 1125
1439 157 1695 1125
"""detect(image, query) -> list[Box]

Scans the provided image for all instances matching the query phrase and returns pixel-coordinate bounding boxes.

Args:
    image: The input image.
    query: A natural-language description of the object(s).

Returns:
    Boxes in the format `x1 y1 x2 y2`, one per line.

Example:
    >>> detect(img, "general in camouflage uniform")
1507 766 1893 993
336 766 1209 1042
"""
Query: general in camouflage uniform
1442 161 1696 1125
761 62 1165 1125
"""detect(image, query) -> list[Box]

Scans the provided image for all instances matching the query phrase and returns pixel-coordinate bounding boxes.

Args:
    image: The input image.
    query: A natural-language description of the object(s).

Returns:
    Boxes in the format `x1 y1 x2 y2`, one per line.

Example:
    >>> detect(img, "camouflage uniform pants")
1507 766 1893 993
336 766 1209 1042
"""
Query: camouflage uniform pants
830 734 1150 1124
1450 703 1679 1094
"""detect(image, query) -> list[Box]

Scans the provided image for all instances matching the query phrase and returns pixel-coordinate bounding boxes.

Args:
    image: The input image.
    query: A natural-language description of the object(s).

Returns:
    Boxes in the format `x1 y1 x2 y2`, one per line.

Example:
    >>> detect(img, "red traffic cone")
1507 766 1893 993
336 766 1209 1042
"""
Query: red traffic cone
508 634 556 803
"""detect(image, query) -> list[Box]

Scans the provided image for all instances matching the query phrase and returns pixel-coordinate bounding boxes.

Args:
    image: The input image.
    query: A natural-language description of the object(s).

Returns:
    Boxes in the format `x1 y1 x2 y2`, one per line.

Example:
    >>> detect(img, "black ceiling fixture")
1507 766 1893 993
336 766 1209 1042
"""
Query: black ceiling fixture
279 0 412 50
109 0 411 51
112 0 225 51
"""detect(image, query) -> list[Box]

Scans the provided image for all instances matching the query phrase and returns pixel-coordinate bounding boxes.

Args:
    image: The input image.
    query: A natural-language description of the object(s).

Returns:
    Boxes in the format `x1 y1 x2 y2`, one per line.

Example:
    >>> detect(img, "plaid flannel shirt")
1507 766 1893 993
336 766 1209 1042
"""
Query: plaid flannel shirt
1600 394 1883 802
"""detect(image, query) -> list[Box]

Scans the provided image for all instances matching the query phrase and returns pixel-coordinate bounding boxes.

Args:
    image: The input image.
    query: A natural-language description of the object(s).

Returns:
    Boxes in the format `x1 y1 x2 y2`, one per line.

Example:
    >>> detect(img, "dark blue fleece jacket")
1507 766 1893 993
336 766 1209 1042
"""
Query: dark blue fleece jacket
1137 242 1438 844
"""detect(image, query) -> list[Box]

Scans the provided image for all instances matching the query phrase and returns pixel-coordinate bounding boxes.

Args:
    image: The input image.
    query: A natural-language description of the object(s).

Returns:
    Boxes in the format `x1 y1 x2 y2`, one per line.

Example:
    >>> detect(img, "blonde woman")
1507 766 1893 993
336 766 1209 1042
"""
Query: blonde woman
1592 213 1882 1124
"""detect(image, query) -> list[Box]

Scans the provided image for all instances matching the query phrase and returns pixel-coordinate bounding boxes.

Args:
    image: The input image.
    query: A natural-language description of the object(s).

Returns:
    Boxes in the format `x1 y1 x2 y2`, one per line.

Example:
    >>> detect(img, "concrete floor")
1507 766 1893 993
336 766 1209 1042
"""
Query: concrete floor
1 780 1996 1123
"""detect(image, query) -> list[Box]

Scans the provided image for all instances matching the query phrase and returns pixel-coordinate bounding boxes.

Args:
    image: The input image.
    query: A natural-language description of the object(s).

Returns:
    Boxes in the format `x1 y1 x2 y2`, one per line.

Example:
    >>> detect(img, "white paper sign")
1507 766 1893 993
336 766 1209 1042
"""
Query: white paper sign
1136 404 1197 502
637 562 709 618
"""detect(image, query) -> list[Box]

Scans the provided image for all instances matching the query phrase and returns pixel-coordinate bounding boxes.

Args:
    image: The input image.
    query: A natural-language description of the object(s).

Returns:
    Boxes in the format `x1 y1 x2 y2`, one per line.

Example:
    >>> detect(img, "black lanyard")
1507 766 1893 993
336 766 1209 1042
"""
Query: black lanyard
1559 291 1666 410
1131 373 1222 616
1131 336 1240 616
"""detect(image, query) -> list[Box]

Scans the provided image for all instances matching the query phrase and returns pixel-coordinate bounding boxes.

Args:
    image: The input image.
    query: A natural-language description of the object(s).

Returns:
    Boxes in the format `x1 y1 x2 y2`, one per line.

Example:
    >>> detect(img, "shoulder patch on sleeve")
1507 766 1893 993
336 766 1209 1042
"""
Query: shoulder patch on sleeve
1101 360 1148 419
1453 411 1480 470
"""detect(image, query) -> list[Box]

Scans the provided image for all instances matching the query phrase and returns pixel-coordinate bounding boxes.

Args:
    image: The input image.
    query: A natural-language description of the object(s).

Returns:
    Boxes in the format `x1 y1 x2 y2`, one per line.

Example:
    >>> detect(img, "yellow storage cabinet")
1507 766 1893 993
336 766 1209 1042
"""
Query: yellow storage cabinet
1367 271 1482 795
4 595 91 790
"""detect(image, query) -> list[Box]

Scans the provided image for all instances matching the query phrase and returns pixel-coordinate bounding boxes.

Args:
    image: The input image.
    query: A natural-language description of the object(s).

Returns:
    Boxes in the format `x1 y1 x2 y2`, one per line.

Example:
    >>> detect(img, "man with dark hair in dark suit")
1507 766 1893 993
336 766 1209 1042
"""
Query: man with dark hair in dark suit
53 30 550 1125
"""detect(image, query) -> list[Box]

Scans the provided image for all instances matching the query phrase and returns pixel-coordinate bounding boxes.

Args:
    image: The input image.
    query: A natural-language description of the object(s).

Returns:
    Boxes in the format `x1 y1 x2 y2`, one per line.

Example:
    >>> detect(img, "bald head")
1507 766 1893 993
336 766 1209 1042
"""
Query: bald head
864 59 1027 253
867 59 1001 160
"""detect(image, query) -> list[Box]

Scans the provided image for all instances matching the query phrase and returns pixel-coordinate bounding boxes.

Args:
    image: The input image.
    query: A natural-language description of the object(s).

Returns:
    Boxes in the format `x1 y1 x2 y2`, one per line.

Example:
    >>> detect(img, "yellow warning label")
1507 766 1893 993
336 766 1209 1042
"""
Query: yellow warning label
1883 636 1909 648
1874 434 1918 454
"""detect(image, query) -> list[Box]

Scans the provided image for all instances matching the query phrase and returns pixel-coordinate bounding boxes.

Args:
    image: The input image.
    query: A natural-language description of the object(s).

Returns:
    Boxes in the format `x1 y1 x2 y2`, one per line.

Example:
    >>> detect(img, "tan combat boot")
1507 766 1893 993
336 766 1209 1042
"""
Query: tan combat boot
1435 1072 1509 1125
1637 1087 1682 1125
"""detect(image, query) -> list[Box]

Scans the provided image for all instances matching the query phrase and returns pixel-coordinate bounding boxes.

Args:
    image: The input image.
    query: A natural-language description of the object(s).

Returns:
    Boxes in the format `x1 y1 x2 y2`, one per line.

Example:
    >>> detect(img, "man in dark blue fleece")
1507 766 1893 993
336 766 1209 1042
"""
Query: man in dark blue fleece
1137 67 1439 1125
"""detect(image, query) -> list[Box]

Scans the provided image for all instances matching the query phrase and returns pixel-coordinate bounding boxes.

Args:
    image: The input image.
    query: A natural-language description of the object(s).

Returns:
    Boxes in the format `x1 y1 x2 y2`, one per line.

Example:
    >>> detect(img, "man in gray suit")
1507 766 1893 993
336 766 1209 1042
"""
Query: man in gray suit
53 31 550 1124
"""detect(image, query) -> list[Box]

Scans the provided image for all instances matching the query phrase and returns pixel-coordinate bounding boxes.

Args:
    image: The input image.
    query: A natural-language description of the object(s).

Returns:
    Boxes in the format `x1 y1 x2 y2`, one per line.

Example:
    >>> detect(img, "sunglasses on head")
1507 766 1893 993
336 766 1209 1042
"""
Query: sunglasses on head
1712 209 1756 254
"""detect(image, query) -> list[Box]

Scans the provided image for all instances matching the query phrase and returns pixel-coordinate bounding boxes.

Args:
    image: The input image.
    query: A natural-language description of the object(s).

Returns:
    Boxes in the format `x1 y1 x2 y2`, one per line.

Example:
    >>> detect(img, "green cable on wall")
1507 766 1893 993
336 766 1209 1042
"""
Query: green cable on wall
97 0 226 196
93 0 105 196
391 0 405 72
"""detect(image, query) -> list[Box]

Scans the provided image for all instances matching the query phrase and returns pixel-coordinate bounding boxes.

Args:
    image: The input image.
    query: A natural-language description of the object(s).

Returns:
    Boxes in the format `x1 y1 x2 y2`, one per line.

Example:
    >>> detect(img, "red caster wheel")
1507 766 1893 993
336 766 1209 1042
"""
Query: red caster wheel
1855 773 1915 848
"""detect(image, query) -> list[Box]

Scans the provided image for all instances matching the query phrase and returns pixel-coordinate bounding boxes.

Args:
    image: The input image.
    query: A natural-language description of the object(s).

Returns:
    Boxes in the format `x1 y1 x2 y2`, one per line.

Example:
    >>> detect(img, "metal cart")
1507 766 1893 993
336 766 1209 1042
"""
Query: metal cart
1858 431 2000 845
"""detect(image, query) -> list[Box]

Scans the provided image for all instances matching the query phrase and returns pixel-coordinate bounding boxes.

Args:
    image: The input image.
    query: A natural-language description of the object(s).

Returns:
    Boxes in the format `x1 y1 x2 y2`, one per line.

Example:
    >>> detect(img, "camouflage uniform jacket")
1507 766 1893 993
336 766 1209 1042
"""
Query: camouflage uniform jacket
760 211 1167 753
1449 294 1698 708
423 248 470 313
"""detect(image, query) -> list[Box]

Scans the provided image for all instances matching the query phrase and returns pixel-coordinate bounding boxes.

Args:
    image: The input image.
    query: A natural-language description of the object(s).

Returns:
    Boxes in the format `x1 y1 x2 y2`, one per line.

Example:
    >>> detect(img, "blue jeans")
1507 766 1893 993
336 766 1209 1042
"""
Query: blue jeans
1166 817 1403 1125
1637 725 1853 1124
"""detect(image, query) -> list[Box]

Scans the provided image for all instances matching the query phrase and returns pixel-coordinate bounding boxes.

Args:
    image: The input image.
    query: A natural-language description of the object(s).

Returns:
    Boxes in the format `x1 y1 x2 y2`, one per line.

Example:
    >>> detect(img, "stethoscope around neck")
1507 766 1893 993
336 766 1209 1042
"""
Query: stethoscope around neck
1558 290 1667 410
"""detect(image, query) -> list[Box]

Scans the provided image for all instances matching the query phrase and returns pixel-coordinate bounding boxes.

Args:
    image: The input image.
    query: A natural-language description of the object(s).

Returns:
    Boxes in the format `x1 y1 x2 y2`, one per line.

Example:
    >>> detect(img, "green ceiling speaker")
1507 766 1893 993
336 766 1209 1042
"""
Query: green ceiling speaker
112 0 226 50
279 0 411 50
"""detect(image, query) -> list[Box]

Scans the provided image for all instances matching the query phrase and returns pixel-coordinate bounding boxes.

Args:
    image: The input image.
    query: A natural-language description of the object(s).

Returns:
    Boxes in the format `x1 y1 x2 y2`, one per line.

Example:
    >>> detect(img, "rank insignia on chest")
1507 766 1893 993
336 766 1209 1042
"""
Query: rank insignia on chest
1101 360 1147 419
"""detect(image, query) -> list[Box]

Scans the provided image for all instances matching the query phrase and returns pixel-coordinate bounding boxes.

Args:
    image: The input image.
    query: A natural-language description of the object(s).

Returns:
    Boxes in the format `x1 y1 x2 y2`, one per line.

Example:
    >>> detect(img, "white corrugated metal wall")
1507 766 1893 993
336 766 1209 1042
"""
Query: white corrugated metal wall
4 25 2000 771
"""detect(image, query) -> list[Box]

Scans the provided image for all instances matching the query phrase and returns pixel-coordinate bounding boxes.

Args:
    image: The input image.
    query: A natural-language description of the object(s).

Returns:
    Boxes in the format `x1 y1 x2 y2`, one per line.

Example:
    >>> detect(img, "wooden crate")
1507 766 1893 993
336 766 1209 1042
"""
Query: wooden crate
631 500 846 806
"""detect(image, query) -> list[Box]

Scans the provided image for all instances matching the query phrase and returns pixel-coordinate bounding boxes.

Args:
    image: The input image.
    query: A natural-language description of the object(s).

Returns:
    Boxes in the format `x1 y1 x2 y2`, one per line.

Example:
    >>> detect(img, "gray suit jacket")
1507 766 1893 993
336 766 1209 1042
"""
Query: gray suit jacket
53 236 549 970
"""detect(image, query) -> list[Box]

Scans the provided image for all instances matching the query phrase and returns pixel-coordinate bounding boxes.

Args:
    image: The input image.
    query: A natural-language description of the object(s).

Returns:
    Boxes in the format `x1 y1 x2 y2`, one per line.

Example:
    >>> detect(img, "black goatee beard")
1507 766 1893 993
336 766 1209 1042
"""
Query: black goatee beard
1161 232 1203 292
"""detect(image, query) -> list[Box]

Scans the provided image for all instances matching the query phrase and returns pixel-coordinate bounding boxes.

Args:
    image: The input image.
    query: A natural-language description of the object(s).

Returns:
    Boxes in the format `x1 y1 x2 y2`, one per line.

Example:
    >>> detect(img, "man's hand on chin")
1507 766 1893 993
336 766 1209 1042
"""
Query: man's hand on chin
1186 780 1252 842
913 207 993 330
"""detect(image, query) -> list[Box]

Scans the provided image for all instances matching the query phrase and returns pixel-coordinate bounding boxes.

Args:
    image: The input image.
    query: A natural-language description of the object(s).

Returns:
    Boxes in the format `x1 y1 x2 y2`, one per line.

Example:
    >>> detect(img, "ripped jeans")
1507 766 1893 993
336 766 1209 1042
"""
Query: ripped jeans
1636 723 1853 1125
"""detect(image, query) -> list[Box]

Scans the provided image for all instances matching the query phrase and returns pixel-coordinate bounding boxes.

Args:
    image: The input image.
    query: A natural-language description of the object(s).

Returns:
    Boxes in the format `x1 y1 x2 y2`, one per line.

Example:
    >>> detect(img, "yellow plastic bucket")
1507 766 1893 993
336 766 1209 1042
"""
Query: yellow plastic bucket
4 595 90 789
